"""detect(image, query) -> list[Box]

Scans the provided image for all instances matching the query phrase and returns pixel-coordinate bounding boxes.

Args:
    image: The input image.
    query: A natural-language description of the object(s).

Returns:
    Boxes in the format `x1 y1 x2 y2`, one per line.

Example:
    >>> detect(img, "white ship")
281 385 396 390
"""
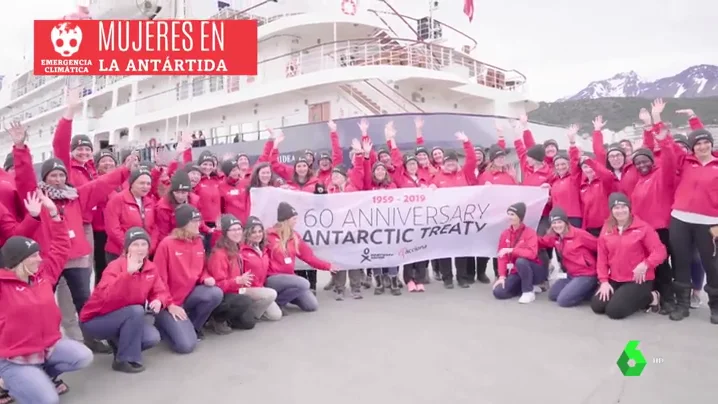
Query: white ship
0 0 549 164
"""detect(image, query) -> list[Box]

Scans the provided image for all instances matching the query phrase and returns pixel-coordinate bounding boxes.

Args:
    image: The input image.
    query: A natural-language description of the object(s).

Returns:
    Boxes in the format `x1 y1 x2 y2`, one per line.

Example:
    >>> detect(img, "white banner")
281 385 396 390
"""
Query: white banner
249 186 549 269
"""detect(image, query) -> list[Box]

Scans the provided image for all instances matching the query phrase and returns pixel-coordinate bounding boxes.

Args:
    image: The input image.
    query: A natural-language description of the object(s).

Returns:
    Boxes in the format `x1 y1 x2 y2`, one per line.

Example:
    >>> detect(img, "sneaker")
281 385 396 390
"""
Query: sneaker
518 292 536 304
457 281 470 289
476 273 491 284
443 282 454 289
533 285 544 294
85 339 113 354
196 329 206 341
207 319 233 335
335 290 345 301
407 281 417 292
691 292 702 309
351 289 363 299
323 280 335 291
416 284 425 292
433 270 442 281
112 360 146 374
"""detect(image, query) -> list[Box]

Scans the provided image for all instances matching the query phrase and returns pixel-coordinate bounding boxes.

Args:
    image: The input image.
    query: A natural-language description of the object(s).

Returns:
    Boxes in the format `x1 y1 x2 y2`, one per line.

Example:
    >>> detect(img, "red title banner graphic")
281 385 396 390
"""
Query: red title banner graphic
33 19 258 76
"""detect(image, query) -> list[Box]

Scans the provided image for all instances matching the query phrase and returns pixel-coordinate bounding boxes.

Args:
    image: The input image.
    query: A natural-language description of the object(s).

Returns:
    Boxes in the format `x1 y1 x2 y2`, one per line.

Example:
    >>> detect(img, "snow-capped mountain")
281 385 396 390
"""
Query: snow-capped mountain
563 64 718 101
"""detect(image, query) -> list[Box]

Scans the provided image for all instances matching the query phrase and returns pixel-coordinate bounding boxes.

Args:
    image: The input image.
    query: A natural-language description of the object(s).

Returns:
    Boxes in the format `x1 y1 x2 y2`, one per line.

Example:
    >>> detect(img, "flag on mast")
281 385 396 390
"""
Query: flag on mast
464 0 474 22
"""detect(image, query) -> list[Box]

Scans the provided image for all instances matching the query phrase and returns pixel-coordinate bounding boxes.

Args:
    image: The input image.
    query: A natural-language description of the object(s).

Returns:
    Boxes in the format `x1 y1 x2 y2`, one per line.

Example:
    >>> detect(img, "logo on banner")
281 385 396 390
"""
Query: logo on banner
34 19 258 76
359 247 393 263
398 244 427 258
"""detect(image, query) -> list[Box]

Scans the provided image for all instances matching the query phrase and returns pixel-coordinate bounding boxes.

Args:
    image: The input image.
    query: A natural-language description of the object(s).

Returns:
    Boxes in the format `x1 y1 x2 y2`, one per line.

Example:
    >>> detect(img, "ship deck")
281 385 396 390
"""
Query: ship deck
61 271 714 404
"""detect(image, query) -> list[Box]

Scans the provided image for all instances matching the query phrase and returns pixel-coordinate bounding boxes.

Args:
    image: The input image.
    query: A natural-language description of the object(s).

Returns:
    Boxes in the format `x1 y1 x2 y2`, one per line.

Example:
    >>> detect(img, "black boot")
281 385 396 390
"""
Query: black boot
389 276 402 296
659 283 676 315
704 285 718 325
374 275 385 295
669 282 691 321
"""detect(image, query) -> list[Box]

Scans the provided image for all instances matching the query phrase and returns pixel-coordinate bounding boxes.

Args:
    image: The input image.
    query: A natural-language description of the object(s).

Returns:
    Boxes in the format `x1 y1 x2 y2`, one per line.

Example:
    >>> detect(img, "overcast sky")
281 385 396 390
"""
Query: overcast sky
2 0 717 101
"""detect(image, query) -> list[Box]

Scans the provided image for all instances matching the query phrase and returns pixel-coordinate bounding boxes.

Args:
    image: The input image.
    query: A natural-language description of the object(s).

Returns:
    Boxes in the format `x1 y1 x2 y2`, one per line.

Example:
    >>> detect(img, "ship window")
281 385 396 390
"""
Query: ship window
214 126 229 142
192 78 205 97
176 80 189 100
209 76 224 92
241 122 258 142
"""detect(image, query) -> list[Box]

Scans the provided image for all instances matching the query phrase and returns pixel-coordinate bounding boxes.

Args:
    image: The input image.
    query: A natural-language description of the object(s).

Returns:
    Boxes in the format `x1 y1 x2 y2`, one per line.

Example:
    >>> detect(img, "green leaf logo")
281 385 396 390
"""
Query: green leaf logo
617 340 647 376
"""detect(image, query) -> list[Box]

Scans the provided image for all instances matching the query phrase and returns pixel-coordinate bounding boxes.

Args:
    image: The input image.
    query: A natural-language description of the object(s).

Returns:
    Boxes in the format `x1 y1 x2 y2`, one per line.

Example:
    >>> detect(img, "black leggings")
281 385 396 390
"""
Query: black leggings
670 217 718 302
93 231 108 285
403 260 428 284
653 228 674 297
296 270 317 290
476 257 499 278
586 228 602 238
590 280 653 319
211 293 257 330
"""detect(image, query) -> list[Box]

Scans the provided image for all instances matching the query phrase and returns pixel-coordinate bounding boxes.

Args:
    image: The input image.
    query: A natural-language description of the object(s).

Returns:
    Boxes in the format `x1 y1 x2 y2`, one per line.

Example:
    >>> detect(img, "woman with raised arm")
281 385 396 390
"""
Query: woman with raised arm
153 204 223 353
492 203 548 304
265 202 337 312
548 126 583 228
661 112 718 323
540 207 598 307
578 148 616 237
9 121 131 355
154 171 210 245
591 193 664 319
80 227 168 373
205 215 262 334
590 115 641 193
0 190 93 403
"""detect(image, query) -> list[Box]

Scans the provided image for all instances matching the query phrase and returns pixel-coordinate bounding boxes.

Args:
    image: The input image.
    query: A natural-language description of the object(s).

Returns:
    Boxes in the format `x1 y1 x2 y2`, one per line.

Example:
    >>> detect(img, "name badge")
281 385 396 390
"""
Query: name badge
558 272 568 279
239 288 246 294
284 257 292 264
229 189 239 195
68 230 76 239
506 263 514 270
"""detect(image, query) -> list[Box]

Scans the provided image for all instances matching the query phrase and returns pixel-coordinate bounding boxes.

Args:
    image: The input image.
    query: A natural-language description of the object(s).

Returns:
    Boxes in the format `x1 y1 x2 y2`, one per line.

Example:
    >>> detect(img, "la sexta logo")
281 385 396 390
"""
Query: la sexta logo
397 244 427 258
51 22 83 57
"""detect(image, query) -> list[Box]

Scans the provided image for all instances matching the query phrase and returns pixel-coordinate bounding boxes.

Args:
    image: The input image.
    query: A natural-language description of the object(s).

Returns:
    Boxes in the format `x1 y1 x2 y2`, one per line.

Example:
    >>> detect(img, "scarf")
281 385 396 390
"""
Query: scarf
38 181 79 201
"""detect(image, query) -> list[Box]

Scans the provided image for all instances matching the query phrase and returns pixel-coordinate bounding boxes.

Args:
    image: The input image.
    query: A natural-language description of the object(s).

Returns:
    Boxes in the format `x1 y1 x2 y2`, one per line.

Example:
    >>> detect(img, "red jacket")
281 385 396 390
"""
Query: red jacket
266 228 331 275
0 217 70 358
496 224 540 277
104 189 156 255
597 217 667 283
207 247 243 294
52 117 98 223
428 141 478 188
0 203 41 245
669 140 718 218
154 193 209 245
194 174 222 225
271 154 320 192
521 129 555 166
0 169 24 221
591 129 640 193
13 146 129 259
549 146 583 218
579 158 614 229
476 168 517 186
219 177 251 222
515 138 553 216
539 227 597 277
79 256 171 322
240 243 270 287
630 138 677 230
153 235 210 305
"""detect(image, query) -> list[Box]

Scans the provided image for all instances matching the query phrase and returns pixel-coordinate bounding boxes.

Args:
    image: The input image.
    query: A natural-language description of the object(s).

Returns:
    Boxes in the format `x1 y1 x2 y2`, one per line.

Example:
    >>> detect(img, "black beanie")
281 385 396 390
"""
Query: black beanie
170 171 191 192
245 215 263 231
3 153 13 171
129 167 151 186
220 214 242 234
198 151 215 166
606 143 625 156
41 158 68 181
403 154 418 165
608 192 630 210
221 159 238 177
294 156 309 167
488 144 506 161
443 151 459 162
632 148 654 163
377 148 390 158
688 128 713 150
332 165 347 177
1 236 40 269
527 144 546 162
474 147 486 159
431 146 444 155
553 151 569 163
548 207 568 224
372 161 387 172
318 152 331 162
175 204 201 228
71 135 93 151
415 146 429 157
543 139 559 150
124 227 150 251
507 202 526 221
277 201 298 222
94 150 116 166
673 134 690 149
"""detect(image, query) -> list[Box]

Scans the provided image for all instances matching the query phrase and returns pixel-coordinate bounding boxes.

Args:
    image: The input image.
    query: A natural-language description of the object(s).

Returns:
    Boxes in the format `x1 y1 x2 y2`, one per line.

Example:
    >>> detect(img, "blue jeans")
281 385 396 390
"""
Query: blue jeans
55 267 92 313
0 339 93 404
548 276 598 307
81 305 161 363
155 285 223 354
265 274 318 311
493 258 548 299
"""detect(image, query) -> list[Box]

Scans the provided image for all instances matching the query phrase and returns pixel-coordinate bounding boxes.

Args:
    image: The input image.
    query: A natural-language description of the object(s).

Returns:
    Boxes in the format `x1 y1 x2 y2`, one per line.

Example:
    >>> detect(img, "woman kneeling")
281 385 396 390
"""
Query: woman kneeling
80 227 168 373
266 202 337 312
153 204 223 353
493 202 548 304
591 193 664 319
540 207 599 307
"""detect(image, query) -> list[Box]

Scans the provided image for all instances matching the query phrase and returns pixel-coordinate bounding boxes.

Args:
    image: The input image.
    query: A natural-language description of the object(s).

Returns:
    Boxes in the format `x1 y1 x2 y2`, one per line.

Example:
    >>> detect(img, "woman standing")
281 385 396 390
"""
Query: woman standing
239 216 283 320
